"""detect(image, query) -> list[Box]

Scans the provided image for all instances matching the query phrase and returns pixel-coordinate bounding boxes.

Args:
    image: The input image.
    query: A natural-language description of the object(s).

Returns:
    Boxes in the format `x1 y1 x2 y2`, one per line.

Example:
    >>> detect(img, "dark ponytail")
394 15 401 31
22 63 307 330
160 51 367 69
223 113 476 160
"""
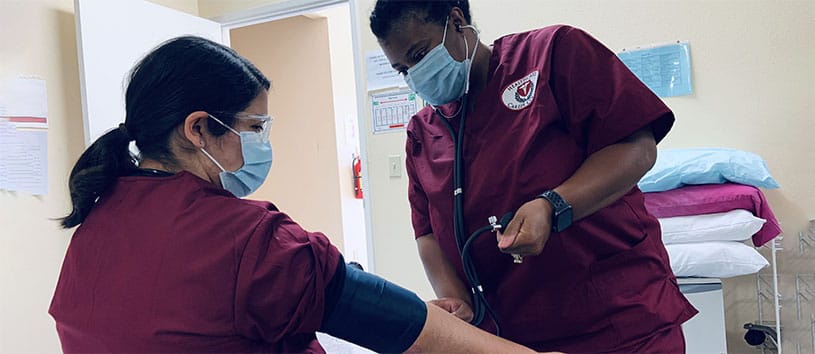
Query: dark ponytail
61 126 137 228
61 36 269 228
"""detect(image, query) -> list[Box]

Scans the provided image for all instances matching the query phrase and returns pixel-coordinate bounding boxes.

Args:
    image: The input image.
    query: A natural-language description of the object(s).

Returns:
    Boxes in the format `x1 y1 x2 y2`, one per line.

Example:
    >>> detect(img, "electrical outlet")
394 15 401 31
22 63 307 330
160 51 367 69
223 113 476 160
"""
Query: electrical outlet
388 155 402 178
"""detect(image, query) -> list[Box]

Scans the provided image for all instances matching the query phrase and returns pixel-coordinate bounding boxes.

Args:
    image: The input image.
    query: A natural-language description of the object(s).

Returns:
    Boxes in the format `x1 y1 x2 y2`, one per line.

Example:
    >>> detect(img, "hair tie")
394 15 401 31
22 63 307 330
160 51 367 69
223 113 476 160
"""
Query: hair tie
118 123 133 141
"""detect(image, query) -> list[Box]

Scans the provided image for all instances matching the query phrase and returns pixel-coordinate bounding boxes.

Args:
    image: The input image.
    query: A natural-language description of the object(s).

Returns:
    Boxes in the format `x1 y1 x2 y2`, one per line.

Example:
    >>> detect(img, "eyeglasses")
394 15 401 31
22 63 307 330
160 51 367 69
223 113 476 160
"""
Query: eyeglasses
208 113 274 140
235 113 274 139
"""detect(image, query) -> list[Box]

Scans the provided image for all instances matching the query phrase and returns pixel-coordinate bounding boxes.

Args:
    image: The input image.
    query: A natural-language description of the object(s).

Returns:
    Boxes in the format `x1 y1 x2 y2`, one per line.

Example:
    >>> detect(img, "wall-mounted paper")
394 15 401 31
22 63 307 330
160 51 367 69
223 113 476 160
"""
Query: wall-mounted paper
365 50 406 91
617 42 692 98
0 77 49 195
0 77 48 128
371 90 419 134
0 120 48 195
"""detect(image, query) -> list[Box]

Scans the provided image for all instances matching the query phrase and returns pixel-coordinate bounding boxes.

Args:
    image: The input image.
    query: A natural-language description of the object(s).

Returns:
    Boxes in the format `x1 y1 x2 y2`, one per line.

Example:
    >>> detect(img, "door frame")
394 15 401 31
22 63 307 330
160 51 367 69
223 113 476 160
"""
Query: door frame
214 0 375 272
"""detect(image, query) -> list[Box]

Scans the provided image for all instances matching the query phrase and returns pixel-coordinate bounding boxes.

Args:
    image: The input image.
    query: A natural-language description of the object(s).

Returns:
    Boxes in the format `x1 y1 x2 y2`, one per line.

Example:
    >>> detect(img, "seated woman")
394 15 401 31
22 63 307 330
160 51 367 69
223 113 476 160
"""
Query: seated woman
49 36 543 353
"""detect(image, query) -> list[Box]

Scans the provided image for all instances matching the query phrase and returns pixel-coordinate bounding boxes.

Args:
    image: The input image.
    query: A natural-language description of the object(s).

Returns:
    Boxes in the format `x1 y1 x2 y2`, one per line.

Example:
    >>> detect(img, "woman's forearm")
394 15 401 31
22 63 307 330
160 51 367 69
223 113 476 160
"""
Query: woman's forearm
417 234 471 304
555 128 657 221
407 304 538 353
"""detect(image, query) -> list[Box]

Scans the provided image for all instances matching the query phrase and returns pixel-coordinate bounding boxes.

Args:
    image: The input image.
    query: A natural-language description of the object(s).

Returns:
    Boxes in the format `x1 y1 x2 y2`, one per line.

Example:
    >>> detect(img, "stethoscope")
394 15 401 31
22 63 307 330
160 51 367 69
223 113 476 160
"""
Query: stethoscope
429 21 522 337
434 95 518 337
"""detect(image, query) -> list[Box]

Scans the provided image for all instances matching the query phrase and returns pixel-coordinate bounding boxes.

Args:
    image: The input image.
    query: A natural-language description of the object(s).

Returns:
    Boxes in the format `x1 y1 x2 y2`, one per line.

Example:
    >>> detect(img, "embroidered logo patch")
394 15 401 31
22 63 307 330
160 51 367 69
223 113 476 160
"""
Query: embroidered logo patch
501 71 539 111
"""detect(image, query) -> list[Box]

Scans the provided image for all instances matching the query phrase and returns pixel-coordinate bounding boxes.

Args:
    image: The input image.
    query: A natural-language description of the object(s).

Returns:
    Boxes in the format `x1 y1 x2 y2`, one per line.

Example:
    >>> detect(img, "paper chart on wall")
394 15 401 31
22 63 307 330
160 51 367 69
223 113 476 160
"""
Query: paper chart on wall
370 90 420 134
617 42 692 98
0 77 48 128
0 77 49 195
0 121 48 195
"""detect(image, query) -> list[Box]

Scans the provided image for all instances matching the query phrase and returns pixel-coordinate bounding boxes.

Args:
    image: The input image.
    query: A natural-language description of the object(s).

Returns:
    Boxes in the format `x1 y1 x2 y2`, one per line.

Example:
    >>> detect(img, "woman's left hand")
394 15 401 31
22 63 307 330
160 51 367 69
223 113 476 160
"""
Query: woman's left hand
497 198 553 256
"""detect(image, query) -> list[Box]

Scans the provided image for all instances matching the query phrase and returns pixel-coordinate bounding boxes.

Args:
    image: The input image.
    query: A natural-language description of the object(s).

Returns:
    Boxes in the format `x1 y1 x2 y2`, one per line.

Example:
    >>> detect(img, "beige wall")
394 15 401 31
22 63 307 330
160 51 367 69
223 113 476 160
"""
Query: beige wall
0 1 81 352
198 0 284 18
149 0 199 15
0 1 199 352
230 16 347 249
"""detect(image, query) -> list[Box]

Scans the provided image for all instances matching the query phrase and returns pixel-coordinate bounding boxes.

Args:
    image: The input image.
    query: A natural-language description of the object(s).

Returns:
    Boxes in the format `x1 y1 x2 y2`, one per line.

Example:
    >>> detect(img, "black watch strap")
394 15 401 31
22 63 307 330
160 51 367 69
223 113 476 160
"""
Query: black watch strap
538 190 573 233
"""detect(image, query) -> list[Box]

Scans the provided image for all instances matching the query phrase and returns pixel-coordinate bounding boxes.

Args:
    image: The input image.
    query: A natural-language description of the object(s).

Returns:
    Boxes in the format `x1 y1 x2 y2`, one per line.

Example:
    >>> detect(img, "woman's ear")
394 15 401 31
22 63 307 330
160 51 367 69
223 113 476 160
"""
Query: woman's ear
449 6 468 29
183 111 210 149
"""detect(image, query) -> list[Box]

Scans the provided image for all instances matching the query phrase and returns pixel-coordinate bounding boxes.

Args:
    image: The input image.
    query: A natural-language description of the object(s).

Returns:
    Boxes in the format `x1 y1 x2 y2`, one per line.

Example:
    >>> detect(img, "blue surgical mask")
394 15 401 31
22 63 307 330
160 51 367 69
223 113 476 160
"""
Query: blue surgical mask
201 114 273 198
404 18 479 106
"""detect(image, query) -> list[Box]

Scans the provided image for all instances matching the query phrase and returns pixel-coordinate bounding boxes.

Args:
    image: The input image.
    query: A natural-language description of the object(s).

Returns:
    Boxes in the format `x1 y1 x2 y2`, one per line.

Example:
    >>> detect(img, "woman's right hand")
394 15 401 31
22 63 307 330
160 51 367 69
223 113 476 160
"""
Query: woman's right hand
428 297 474 323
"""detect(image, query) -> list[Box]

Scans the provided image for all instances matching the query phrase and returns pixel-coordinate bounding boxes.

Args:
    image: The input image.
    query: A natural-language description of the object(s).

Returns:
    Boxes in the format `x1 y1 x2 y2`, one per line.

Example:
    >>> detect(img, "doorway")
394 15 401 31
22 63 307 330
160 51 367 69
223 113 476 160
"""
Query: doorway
228 4 368 268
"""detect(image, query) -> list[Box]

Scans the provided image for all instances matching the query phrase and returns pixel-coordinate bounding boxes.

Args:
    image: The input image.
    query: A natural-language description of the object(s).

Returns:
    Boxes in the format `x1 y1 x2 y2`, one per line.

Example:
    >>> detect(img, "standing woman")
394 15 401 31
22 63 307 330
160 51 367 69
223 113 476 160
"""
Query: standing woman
370 0 697 352
49 36 543 353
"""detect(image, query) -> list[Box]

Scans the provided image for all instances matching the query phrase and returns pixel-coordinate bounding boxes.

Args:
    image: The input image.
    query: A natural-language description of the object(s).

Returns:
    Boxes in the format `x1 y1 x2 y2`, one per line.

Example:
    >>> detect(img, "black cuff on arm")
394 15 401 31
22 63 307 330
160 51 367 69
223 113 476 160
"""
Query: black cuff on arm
322 256 347 318
320 262 427 353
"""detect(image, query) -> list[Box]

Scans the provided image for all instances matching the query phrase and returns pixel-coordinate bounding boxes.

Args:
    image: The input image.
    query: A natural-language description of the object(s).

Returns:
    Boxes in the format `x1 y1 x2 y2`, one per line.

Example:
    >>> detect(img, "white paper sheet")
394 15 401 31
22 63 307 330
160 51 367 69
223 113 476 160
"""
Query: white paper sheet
365 50 406 91
0 120 48 195
0 77 48 128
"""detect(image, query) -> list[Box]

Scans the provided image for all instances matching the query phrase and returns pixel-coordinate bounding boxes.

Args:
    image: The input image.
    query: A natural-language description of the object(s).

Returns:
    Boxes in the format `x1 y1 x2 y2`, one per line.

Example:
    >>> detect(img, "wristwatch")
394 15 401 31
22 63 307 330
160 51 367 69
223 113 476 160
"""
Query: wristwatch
537 190 573 233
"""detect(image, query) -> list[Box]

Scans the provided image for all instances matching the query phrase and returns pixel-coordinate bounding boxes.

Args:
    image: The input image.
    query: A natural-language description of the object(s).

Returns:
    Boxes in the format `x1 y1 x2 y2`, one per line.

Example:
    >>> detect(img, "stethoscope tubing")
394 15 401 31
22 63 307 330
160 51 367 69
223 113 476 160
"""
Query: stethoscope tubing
435 96 502 336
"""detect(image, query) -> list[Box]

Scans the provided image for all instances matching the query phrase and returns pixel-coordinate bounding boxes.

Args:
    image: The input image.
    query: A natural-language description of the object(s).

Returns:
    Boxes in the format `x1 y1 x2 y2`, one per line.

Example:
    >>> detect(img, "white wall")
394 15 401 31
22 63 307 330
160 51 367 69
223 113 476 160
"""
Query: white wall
313 4 369 269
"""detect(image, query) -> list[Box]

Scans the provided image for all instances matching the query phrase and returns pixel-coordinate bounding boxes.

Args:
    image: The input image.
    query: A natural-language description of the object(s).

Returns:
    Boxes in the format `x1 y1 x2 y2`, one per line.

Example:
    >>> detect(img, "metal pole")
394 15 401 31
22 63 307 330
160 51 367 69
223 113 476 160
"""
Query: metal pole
772 240 782 354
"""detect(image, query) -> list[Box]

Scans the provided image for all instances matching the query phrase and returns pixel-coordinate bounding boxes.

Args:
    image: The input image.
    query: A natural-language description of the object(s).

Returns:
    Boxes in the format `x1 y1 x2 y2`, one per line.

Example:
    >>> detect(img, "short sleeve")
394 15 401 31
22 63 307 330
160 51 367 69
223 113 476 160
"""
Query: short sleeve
405 130 432 238
550 27 675 155
234 211 341 344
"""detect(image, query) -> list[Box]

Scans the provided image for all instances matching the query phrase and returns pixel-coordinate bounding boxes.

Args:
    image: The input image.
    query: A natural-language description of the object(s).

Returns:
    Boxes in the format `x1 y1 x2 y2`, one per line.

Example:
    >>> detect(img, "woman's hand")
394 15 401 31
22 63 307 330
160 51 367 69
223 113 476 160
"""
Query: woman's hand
497 198 553 257
428 297 474 322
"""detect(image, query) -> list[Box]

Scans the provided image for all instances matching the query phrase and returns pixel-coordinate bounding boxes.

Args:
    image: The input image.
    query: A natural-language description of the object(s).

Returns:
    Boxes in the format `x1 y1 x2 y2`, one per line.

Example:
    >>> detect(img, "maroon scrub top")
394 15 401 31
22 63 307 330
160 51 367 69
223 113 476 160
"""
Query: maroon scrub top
405 25 697 352
49 172 340 353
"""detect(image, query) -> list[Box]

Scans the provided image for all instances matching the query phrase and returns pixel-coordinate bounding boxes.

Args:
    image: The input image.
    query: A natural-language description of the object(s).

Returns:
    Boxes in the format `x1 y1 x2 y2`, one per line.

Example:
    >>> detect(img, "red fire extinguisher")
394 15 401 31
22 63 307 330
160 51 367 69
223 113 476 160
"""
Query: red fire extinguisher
352 154 363 199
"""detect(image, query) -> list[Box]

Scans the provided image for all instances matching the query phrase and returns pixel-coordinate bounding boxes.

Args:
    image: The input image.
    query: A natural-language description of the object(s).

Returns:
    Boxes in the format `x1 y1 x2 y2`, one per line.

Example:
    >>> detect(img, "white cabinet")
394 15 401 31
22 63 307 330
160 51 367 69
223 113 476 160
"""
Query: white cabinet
679 278 728 354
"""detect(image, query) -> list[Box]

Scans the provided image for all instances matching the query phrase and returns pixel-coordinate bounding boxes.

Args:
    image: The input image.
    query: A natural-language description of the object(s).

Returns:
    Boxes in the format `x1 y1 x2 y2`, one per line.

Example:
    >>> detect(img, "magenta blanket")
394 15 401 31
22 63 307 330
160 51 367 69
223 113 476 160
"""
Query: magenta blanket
643 183 782 246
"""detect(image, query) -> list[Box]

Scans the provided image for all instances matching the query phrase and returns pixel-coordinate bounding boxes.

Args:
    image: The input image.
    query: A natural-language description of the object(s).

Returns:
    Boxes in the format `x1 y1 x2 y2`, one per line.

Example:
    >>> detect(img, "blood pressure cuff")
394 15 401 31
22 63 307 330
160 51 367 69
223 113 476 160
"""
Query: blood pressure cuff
320 259 427 353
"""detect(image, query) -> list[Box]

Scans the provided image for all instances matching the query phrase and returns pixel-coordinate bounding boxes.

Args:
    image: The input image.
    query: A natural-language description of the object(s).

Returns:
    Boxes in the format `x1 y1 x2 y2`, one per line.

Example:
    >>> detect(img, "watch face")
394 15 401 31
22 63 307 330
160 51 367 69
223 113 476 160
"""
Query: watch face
556 206 573 232
540 190 572 232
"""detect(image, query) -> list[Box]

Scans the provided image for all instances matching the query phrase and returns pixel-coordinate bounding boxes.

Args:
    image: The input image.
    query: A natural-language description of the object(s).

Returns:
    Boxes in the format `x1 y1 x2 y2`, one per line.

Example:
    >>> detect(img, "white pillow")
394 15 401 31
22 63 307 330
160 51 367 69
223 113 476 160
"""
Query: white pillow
659 209 765 244
666 241 769 278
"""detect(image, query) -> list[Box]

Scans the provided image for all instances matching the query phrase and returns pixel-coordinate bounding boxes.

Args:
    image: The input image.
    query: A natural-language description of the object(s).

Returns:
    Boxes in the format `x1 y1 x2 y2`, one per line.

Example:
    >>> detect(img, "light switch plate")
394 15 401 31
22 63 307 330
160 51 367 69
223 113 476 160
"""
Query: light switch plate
388 155 402 178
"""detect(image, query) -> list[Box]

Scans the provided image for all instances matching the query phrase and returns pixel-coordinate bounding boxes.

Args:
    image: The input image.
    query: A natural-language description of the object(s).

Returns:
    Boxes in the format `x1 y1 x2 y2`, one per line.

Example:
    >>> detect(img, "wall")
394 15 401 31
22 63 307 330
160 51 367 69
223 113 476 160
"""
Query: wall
0 1 198 352
198 0 284 18
148 0 198 15
230 15 347 250
312 5 369 267
0 1 81 352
